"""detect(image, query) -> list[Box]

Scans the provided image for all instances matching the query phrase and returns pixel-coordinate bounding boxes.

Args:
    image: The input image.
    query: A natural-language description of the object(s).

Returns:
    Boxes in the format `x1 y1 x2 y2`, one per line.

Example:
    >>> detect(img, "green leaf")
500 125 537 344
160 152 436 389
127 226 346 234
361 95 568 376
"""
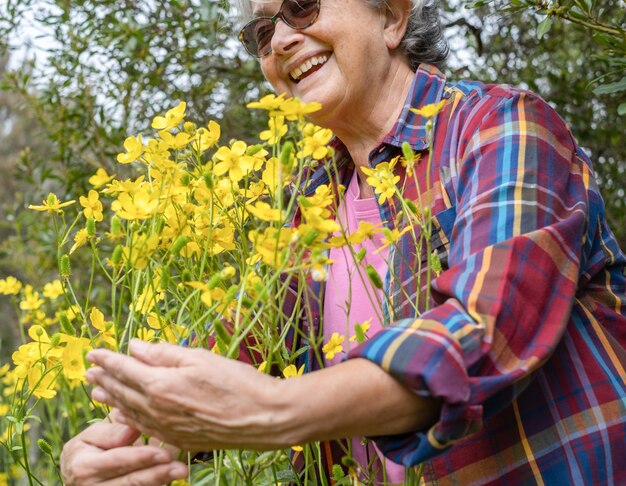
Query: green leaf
618 103 626 116
537 16 552 39
593 78 626 95
574 0 592 14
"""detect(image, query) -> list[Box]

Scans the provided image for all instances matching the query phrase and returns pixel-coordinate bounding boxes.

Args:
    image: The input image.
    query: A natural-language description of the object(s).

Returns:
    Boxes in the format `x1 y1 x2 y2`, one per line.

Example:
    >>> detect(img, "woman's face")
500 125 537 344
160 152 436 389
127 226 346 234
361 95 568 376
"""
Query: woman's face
253 0 396 127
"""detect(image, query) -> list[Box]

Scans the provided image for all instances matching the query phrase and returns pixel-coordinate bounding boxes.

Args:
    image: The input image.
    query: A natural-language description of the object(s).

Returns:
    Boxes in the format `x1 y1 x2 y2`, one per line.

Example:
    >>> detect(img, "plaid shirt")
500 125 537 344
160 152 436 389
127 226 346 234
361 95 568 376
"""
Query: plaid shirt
292 64 626 485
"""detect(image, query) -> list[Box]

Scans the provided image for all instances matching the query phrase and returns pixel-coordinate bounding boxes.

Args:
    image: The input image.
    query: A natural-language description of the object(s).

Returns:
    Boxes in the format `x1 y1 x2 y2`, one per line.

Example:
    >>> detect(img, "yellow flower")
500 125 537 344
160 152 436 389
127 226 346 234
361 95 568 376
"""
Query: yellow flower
360 158 400 204
374 226 413 254
158 130 191 150
261 157 283 193
151 101 186 131
122 233 160 270
246 201 283 222
260 115 288 145
300 205 340 235
28 362 57 399
19 288 44 311
136 327 156 342
282 364 304 379
409 100 446 119
192 120 221 152
248 227 295 267
61 336 92 382
70 228 91 254
213 141 255 182
79 190 104 222
348 221 382 245
0 276 22 295
42 280 64 299
401 151 422 178
89 168 115 188
28 193 75 214
306 184 335 208
322 332 345 360
246 93 287 111
111 189 159 220
297 124 333 160
277 97 322 121
117 135 144 164
90 307 117 349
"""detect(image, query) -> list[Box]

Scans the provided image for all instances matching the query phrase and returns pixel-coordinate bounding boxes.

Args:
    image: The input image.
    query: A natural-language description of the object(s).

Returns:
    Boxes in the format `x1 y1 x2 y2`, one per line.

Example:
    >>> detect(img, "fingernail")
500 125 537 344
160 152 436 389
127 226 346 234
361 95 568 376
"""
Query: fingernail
169 464 187 479
84 369 94 382
154 451 170 463
85 351 96 363
92 388 106 402
129 339 148 355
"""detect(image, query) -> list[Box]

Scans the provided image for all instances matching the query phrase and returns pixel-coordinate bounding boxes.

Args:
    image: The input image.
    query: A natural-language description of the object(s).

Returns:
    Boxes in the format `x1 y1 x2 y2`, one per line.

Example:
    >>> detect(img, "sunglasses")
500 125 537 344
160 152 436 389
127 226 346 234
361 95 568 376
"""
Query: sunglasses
238 0 321 58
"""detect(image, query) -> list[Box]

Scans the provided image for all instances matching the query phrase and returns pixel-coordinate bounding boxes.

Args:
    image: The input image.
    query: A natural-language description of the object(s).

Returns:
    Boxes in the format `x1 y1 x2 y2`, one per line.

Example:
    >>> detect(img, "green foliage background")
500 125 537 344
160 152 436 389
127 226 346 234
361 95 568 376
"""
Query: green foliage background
0 0 624 360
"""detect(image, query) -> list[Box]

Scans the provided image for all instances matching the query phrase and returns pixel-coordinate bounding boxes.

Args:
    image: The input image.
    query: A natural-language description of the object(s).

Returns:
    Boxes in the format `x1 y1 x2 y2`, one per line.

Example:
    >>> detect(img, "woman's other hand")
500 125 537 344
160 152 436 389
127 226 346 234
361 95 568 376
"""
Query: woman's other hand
60 419 188 486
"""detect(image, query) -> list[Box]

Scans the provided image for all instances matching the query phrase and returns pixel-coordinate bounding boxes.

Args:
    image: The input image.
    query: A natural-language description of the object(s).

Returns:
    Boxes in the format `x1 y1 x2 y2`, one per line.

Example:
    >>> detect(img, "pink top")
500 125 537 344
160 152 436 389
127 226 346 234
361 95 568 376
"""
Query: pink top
323 168 405 484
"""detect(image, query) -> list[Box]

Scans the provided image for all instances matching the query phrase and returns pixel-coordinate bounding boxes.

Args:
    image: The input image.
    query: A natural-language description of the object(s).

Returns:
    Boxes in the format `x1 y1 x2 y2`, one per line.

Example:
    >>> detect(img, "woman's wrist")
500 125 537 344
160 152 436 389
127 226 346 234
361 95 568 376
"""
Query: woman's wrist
273 358 442 447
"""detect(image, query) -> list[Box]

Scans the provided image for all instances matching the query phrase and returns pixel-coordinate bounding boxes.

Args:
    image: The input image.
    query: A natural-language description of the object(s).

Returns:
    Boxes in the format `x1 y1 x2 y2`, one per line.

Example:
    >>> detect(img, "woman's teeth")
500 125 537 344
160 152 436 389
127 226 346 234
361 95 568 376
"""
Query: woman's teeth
290 55 329 82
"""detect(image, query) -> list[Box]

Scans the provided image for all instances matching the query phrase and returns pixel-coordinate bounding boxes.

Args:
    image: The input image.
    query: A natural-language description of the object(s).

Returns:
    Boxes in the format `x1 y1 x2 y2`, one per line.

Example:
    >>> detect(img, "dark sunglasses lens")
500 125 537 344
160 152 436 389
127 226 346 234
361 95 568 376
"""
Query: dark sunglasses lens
242 19 275 57
283 0 319 28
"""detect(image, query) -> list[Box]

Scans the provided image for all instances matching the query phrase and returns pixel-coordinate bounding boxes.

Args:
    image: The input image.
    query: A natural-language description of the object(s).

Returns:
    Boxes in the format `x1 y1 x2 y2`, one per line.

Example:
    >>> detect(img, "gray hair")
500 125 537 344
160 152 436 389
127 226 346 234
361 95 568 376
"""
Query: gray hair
235 0 448 70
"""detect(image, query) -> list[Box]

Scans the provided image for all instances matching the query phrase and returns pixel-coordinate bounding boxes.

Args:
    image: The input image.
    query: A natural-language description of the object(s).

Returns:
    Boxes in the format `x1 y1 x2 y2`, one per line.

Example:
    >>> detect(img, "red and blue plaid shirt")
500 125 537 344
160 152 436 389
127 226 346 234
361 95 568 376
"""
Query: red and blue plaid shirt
293 64 626 485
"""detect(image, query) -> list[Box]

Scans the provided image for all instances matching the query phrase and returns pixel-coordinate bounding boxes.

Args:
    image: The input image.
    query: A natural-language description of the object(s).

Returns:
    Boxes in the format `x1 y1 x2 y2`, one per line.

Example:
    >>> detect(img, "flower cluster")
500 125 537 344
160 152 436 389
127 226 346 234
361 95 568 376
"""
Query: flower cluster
0 96 441 485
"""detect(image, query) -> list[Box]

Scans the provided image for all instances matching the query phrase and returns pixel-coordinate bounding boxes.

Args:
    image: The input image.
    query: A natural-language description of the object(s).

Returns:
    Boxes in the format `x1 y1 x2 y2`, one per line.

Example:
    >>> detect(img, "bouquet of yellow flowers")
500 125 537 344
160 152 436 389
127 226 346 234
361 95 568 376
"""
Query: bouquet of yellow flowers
0 96 440 485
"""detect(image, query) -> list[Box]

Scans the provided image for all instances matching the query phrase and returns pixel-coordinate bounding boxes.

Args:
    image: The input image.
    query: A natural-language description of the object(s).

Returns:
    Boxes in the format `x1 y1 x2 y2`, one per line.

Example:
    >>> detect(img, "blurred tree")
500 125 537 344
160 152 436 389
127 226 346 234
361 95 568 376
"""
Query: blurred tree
443 0 626 244
0 0 623 265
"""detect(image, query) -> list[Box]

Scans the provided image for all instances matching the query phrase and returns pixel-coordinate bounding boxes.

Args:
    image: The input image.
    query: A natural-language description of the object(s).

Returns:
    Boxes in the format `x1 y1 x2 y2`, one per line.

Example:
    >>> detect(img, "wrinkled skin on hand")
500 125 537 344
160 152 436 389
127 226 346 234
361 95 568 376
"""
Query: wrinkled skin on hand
60 413 188 486
84 340 288 452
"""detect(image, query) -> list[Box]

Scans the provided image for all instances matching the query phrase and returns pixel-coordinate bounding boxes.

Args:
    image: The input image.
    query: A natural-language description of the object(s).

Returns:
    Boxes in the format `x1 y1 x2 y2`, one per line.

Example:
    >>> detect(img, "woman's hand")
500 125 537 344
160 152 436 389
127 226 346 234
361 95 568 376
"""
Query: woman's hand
84 340 288 452
60 418 187 486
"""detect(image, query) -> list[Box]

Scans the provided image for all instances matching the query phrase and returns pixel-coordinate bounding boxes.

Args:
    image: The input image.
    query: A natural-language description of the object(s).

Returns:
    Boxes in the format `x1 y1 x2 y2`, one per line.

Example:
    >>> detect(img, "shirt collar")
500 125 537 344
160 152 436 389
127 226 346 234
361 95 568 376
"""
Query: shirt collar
301 64 448 196
381 63 447 151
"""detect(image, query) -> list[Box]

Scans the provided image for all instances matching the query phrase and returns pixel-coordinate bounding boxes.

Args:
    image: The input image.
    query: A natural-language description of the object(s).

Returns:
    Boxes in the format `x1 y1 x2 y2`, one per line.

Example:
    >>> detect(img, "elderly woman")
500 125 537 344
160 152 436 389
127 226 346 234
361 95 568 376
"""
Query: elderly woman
60 0 626 484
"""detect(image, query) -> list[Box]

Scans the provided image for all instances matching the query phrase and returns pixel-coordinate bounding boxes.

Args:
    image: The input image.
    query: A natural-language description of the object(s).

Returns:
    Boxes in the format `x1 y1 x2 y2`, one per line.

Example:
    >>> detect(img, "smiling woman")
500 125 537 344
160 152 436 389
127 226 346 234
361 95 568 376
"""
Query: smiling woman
58 0 626 485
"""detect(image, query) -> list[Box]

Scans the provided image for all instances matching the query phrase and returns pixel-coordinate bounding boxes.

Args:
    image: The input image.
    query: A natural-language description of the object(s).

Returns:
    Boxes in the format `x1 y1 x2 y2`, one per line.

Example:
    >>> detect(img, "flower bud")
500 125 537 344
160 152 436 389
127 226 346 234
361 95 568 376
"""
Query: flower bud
171 235 189 256
181 269 192 282
246 144 263 156
60 255 71 278
402 141 414 163
86 217 96 237
220 266 236 280
37 438 53 455
60 313 76 336
207 273 221 290
302 230 319 246
366 264 383 289
183 121 197 134
280 142 295 172
405 200 419 215
50 333 61 347
203 172 214 189
160 266 170 288
111 216 122 235
356 248 367 263
180 173 190 186
111 245 123 265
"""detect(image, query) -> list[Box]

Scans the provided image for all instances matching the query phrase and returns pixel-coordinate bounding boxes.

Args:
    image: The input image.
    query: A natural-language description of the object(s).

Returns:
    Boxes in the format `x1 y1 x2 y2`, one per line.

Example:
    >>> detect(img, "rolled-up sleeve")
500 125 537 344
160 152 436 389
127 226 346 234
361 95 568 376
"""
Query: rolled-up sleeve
347 90 591 466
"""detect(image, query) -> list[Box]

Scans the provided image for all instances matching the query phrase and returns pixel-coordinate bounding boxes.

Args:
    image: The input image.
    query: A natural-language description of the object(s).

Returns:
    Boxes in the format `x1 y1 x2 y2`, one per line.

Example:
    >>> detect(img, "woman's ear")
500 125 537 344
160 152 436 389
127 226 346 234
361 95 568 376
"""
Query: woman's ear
383 0 411 50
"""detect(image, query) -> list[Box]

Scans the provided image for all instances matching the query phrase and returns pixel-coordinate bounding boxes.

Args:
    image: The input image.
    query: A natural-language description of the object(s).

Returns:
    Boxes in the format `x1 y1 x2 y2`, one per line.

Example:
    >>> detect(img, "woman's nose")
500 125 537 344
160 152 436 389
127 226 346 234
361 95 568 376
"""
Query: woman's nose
270 19 303 55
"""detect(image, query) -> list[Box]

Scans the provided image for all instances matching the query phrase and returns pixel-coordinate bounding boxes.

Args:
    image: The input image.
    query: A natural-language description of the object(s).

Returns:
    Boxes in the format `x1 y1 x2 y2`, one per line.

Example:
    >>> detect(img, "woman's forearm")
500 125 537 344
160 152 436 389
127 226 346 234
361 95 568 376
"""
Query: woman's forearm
273 358 441 446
